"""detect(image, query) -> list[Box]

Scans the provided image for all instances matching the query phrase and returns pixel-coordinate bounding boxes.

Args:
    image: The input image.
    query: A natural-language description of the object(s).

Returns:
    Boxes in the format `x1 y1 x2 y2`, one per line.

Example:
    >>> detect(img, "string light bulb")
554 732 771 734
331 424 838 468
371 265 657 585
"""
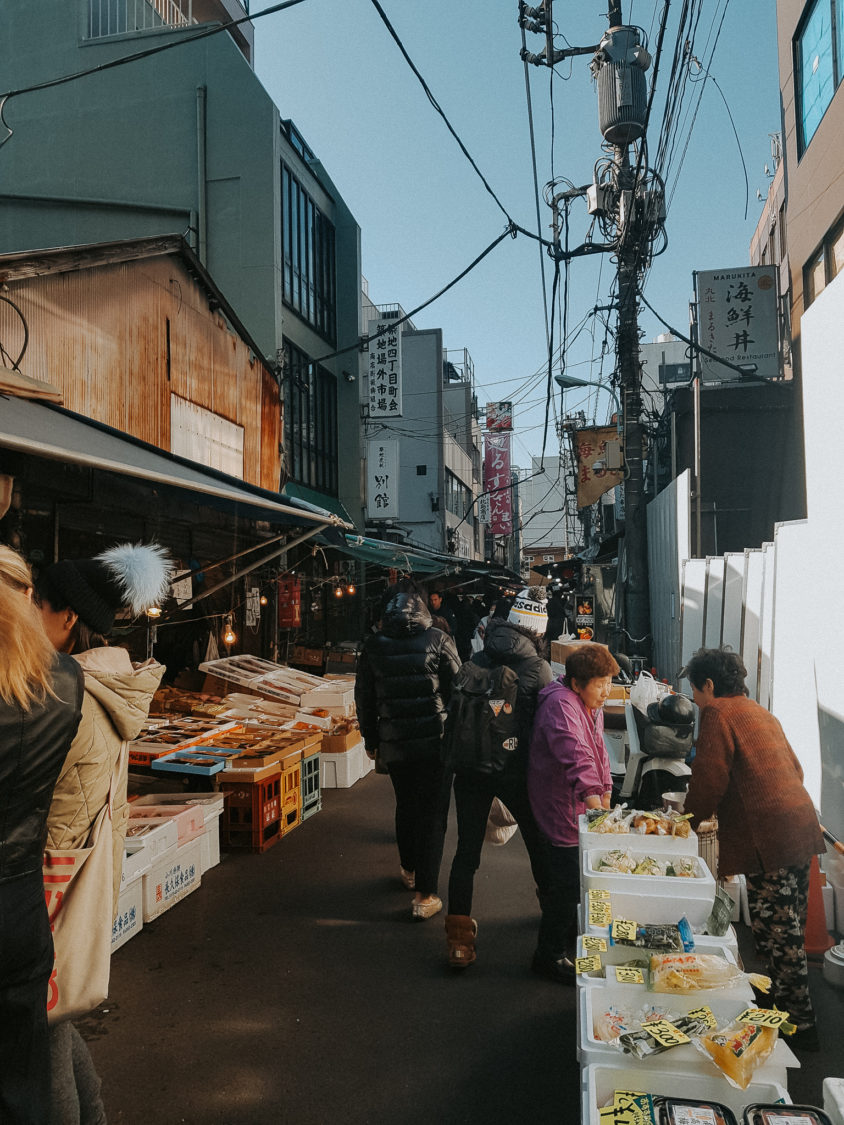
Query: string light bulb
333 585 344 599
146 605 162 619
345 583 356 596
223 614 236 646
259 594 268 607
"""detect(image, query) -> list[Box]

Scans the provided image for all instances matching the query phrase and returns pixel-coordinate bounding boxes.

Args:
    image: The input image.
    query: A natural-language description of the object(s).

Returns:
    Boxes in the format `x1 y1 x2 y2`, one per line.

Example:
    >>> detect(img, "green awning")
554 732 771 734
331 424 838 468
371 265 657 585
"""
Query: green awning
333 533 456 576
283 482 357 527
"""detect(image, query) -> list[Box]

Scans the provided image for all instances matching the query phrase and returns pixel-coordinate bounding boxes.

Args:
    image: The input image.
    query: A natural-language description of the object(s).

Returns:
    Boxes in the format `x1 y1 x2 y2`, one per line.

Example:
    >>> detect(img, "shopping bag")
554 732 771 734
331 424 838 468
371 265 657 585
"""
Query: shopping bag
629 670 662 715
485 797 519 846
42 743 126 1023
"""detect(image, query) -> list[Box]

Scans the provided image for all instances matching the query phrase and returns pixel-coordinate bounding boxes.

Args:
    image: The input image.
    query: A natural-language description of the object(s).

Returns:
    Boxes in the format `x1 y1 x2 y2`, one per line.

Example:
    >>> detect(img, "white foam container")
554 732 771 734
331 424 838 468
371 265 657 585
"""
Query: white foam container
578 983 799 1077
111 874 143 953
582 848 716 928
320 741 374 788
824 1076 844 1125
121 847 152 887
127 804 205 844
124 817 178 860
581 1062 790 1125
142 836 202 922
579 814 699 856
199 811 221 875
131 792 225 823
575 934 743 991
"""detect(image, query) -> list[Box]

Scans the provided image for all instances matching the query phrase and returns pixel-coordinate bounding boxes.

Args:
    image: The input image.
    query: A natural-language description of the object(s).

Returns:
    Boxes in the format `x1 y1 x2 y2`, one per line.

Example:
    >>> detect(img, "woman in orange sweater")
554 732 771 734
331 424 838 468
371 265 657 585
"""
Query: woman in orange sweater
682 647 824 1052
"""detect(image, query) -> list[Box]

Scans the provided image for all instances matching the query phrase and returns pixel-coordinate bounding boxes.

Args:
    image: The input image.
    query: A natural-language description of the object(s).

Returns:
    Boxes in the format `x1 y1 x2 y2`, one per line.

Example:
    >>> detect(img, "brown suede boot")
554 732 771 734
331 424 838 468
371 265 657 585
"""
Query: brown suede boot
445 914 478 969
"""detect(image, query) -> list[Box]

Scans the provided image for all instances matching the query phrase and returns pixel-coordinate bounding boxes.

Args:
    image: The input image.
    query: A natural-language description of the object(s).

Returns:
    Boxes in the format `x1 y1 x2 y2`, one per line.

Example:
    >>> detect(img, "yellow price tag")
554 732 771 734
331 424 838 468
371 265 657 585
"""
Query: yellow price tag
589 888 611 901
737 1007 790 1028
687 1005 718 1029
589 907 612 928
611 918 638 943
641 1018 691 1047
599 1091 656 1125
614 965 645 984
582 935 608 952
575 955 603 975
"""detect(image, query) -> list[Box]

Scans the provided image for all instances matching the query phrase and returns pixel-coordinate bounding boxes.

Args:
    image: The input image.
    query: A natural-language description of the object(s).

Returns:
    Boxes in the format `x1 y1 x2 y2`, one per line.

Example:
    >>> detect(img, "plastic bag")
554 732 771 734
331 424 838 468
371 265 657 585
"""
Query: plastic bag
694 1017 781 1089
649 953 772 994
485 797 519 846
630 670 663 715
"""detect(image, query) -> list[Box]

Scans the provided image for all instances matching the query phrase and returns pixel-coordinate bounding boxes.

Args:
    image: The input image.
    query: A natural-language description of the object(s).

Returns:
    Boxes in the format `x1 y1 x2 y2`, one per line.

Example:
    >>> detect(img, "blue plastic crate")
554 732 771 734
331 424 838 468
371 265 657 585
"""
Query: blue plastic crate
151 747 238 776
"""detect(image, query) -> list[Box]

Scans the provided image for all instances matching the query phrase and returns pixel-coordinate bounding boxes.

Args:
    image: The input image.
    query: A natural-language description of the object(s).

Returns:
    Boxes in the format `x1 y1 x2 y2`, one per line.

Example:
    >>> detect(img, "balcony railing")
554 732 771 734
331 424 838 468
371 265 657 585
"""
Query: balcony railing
88 0 195 39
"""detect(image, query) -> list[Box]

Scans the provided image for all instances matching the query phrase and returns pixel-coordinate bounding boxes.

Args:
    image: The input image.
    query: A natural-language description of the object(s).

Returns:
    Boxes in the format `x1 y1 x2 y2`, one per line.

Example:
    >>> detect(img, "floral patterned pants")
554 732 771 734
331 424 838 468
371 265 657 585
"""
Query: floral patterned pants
744 861 814 1030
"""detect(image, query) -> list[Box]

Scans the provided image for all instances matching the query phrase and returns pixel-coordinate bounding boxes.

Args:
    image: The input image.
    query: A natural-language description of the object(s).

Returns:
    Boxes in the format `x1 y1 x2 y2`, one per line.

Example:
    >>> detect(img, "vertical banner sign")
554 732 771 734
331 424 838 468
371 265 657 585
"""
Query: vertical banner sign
486 401 513 431
575 427 625 509
484 433 512 535
365 439 399 520
695 266 779 382
367 319 403 417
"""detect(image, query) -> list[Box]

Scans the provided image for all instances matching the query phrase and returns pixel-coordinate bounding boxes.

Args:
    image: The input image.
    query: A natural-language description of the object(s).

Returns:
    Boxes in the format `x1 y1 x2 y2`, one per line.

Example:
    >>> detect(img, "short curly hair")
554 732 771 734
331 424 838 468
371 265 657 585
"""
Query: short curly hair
682 646 748 697
565 645 619 685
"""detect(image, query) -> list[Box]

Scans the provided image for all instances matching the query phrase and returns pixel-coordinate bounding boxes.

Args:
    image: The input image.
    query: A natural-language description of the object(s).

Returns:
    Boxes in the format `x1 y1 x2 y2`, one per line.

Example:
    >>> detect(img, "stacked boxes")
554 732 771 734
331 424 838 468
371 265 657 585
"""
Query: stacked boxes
220 764 283 853
279 747 302 836
301 750 321 820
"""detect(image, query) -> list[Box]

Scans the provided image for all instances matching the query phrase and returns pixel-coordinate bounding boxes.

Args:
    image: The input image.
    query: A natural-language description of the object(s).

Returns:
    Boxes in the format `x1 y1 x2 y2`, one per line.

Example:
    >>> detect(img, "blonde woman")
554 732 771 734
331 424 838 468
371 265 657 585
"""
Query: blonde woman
0 546 84 1125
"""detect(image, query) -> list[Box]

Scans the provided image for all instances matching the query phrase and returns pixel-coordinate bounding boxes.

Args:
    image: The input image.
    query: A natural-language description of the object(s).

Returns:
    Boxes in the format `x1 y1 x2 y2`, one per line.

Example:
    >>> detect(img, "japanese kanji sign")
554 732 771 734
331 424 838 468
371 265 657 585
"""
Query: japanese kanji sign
695 266 779 382
367 319 403 418
485 401 513 431
484 432 512 536
575 426 624 509
365 439 399 520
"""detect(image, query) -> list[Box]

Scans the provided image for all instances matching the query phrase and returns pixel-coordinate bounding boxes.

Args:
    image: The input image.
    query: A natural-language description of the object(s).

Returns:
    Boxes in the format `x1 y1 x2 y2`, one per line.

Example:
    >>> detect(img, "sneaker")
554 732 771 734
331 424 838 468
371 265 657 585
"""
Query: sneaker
411 895 443 921
399 867 415 890
531 950 576 985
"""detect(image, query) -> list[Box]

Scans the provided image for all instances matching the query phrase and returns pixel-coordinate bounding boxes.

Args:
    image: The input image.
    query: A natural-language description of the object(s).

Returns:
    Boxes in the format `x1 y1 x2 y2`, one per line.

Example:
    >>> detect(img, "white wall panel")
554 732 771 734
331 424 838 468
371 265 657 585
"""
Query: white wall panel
758 542 776 712
721 553 744 654
680 557 707 693
703 557 725 648
647 469 691 684
740 549 765 703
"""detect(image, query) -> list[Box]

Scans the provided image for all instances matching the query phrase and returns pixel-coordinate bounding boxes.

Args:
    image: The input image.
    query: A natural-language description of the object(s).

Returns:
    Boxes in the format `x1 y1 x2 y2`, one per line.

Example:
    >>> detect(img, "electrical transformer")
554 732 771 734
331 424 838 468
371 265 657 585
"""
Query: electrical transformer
593 27 651 146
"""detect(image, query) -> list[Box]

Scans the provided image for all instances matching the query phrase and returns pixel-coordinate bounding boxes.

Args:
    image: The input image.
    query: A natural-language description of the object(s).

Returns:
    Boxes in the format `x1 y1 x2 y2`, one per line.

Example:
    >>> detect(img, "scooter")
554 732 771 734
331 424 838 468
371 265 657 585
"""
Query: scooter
617 693 696 811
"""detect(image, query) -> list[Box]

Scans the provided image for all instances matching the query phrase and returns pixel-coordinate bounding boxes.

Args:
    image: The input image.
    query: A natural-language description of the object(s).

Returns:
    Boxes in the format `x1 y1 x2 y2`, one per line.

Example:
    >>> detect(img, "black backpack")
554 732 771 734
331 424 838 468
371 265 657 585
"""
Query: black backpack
443 659 521 774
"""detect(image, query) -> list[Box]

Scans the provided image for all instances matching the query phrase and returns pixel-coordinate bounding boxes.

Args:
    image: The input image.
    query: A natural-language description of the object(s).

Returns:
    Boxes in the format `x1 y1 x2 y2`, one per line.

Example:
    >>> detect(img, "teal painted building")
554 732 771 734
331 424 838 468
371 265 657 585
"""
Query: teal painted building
0 0 363 525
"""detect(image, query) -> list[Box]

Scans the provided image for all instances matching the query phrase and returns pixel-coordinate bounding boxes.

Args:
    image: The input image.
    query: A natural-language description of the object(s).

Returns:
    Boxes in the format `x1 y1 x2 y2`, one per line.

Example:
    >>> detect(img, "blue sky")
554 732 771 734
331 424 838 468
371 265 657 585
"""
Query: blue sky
255 1 781 468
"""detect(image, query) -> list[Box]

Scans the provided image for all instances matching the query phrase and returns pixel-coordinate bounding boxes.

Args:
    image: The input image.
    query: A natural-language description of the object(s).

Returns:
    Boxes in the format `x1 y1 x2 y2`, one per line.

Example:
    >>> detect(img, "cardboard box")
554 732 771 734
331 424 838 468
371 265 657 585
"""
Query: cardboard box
142 836 202 922
320 728 362 754
218 760 282 784
112 876 143 953
550 639 611 665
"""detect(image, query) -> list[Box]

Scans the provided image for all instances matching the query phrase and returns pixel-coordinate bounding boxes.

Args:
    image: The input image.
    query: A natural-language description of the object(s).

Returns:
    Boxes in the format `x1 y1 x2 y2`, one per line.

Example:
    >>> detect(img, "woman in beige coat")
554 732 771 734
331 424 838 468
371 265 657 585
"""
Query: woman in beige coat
38 543 171 1125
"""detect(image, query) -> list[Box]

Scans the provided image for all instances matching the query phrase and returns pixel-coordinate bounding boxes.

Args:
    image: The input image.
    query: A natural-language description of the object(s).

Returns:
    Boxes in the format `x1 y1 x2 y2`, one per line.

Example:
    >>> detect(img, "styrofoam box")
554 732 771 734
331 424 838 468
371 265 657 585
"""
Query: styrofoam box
199 811 221 875
577 983 799 1077
579 814 699 856
124 816 178 859
575 934 742 990
142 836 202 922
320 741 373 789
823 1076 844 1125
582 849 716 928
121 847 152 887
131 793 225 824
112 875 143 953
127 804 205 844
581 1062 789 1125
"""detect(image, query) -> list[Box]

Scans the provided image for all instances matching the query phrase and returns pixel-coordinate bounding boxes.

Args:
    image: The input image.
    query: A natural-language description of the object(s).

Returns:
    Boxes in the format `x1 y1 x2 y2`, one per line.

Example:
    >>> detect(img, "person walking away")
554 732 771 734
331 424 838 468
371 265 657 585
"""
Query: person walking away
681 646 825 1052
528 644 619 982
355 583 460 920
443 587 553 970
37 542 171 1122
0 546 84 1125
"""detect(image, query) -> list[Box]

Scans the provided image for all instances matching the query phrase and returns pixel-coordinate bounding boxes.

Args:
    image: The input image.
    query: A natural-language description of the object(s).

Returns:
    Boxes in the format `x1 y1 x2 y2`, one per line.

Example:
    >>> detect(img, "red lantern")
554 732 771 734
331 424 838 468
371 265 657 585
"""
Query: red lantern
277 577 302 629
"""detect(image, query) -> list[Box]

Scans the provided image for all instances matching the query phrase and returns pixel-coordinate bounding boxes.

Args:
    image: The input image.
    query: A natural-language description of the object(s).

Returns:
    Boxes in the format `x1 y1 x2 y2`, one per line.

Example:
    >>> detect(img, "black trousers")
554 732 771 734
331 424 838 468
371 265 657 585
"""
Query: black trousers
535 841 580 959
388 757 450 897
447 767 551 917
0 870 54 1125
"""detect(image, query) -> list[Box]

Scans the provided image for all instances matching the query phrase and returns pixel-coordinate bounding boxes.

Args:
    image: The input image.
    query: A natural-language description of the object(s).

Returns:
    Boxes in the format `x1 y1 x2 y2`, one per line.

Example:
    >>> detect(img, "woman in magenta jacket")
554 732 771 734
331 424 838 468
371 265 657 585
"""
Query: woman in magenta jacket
528 645 619 982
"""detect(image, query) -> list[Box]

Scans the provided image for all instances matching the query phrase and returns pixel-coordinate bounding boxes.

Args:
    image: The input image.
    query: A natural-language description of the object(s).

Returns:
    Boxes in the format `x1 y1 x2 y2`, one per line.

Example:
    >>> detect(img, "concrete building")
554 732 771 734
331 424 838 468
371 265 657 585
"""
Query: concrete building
359 293 483 560
0 0 364 525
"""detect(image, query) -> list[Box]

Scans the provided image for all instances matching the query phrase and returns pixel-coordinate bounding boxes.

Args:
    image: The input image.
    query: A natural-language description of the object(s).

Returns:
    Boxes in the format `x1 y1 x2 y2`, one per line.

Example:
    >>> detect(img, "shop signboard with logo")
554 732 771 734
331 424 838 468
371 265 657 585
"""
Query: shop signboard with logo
694 266 779 382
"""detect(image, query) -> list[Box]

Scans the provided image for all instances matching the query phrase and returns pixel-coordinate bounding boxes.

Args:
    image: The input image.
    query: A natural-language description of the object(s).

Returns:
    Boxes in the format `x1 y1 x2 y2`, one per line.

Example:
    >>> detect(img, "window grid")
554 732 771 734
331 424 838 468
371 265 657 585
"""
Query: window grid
281 164 337 344
283 341 338 495
796 0 844 153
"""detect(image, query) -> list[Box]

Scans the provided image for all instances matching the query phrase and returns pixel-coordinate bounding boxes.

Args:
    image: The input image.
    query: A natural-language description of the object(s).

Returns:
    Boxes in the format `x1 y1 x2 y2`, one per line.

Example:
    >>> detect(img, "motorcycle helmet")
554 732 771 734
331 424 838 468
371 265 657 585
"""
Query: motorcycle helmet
646 692 695 728
641 721 695 760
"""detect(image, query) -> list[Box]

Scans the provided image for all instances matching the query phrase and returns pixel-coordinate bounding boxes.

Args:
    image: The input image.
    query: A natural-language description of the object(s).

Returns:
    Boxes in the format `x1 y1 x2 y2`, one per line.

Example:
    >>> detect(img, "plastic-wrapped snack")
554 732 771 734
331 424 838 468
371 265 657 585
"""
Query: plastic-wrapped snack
649 954 772 994
655 1097 739 1124
587 807 635 833
596 849 638 873
612 916 694 953
617 1010 716 1060
593 1003 636 1042
632 855 665 876
665 857 698 878
694 1018 779 1089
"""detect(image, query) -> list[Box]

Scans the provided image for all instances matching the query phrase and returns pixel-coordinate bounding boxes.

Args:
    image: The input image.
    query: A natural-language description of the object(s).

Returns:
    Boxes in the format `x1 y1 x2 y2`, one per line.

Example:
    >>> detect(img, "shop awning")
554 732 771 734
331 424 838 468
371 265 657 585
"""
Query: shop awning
332 533 457 576
283 481 357 528
0 396 352 530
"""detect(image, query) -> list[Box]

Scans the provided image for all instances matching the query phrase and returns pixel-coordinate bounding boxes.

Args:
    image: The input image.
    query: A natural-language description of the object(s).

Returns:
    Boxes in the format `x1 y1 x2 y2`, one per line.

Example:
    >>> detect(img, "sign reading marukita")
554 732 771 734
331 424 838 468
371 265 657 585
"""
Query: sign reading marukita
575 427 624 509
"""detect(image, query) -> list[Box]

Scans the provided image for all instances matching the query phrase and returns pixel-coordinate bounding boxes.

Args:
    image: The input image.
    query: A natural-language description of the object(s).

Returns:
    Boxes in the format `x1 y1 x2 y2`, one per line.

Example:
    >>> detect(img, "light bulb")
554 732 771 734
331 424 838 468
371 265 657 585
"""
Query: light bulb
259 594 268 607
346 584 356 596
146 605 162 618
223 615 236 645
333 586 344 599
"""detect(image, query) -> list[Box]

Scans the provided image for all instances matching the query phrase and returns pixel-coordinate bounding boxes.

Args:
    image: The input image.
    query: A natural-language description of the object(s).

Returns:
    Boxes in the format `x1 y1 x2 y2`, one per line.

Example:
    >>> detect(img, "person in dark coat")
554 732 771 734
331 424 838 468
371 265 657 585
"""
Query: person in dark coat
0 546 84 1125
443 587 554 970
355 584 460 921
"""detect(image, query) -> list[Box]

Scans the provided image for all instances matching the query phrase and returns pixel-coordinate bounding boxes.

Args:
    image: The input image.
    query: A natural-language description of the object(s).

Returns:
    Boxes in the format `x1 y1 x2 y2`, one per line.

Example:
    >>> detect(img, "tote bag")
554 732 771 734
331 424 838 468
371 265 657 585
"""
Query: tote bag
43 743 125 1024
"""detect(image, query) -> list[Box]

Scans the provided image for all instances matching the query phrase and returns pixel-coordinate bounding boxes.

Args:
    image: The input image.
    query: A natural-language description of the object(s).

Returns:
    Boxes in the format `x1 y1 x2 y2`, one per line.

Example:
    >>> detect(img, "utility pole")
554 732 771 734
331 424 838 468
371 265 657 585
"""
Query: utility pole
520 0 660 660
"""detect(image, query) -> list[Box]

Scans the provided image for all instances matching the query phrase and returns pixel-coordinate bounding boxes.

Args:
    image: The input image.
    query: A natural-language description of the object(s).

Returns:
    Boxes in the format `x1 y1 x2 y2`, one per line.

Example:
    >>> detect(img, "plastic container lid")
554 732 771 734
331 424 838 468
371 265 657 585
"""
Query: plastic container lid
743 1106 834 1125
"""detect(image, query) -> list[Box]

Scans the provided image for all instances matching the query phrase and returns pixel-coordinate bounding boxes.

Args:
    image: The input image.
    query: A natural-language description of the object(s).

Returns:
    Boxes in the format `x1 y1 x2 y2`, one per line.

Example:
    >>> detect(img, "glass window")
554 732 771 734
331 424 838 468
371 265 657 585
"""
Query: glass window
830 217 844 279
280 161 337 344
283 342 338 494
805 248 826 305
797 0 837 151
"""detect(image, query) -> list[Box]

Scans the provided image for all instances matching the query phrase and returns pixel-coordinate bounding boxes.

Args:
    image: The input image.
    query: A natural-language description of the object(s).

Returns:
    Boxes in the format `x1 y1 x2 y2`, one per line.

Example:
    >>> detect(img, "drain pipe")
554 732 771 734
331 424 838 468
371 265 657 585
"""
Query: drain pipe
196 85 207 265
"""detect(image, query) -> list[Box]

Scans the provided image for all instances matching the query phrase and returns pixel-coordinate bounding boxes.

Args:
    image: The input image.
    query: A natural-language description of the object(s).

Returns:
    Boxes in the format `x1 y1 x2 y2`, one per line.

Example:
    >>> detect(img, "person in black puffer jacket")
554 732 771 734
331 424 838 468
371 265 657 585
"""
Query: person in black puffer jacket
356 583 460 921
0 546 84 1125
443 588 554 972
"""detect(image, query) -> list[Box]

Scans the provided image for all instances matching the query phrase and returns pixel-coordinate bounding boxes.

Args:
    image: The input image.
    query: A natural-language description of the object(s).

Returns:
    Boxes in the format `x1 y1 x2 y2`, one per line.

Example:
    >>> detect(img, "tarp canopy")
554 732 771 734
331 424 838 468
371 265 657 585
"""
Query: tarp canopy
0 396 351 530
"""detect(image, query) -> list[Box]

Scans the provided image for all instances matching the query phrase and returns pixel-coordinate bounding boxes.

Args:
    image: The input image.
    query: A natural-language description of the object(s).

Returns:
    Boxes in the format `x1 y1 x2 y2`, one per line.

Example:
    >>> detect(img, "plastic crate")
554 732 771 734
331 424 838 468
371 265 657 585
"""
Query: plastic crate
220 769 282 853
279 749 302 835
301 751 322 820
